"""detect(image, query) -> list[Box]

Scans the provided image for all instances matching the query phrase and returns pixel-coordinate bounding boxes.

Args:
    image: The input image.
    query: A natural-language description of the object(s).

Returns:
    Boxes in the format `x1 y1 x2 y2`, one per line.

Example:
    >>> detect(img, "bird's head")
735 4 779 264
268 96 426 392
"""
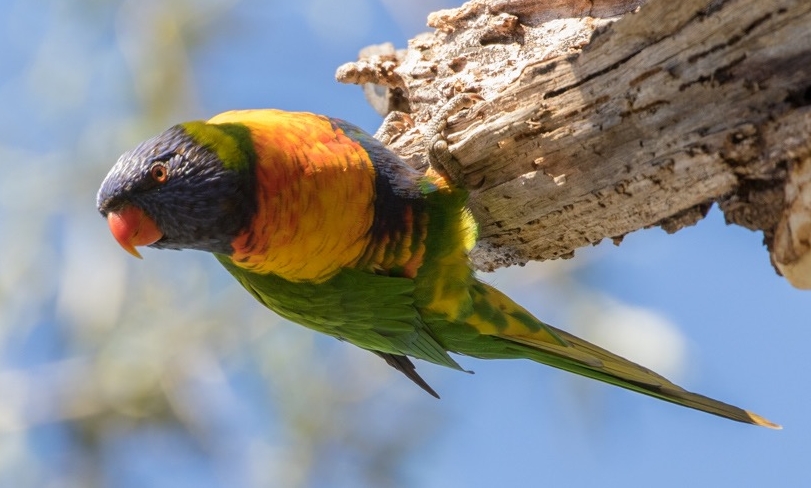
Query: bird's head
97 121 256 257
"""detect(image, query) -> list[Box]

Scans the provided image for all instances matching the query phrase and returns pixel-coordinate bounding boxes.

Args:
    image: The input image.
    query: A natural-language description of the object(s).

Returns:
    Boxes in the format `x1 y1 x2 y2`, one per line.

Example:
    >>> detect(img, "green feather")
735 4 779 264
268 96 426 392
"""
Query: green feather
215 255 466 371
180 121 256 172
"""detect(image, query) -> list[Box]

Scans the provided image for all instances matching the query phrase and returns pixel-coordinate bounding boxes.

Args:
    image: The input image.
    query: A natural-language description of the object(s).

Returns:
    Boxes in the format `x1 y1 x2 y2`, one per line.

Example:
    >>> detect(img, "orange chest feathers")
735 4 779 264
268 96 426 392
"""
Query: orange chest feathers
210 110 379 283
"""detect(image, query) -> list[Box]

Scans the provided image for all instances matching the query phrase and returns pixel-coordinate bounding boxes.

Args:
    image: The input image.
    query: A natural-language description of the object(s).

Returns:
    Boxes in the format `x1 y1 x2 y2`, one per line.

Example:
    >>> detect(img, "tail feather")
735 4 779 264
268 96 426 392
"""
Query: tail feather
465 281 779 429
502 327 780 429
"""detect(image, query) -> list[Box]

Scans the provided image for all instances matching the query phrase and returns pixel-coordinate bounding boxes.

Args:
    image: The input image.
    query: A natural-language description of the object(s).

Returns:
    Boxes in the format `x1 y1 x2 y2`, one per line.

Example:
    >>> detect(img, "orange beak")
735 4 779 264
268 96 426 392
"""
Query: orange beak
106 205 163 258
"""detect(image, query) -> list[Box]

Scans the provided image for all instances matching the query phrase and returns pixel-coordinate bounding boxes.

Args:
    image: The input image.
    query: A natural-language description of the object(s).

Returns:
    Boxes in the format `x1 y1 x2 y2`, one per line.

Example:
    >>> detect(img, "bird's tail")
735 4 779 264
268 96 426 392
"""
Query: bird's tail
464 281 780 429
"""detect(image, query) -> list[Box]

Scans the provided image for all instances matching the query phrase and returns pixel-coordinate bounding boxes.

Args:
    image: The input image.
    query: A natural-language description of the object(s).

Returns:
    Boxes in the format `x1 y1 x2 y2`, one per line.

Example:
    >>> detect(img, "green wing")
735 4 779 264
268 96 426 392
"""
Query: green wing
215 254 464 372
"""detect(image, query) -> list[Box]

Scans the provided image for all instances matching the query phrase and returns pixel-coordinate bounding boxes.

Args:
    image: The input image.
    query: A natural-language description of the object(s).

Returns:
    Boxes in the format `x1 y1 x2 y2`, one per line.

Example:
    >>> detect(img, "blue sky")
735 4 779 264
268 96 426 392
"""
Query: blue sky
1 0 808 486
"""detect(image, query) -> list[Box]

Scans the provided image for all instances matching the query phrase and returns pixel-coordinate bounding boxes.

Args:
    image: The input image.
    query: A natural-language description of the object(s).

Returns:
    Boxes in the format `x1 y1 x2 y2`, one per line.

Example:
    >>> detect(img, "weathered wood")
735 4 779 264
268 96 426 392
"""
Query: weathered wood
337 0 811 288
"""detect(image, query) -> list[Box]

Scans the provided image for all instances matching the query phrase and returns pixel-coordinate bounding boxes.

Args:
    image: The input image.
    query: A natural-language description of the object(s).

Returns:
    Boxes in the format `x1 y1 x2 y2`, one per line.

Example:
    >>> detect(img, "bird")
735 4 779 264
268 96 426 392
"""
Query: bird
97 107 779 428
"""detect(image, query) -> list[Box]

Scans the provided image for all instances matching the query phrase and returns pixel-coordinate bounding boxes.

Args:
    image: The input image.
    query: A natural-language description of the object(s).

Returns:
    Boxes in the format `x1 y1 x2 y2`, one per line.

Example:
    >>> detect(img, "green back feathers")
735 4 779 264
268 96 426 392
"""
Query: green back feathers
215 254 464 370
413 183 477 301
180 121 256 172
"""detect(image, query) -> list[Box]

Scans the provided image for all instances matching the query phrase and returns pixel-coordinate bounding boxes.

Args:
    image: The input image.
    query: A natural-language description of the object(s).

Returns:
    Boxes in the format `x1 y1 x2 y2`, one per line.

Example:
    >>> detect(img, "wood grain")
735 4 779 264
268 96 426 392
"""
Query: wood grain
338 0 811 287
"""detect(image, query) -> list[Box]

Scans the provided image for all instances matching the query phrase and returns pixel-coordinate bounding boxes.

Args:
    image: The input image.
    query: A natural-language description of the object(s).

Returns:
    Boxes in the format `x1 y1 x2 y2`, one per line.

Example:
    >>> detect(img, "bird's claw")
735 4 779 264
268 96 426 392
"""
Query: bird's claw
374 111 414 146
424 93 482 186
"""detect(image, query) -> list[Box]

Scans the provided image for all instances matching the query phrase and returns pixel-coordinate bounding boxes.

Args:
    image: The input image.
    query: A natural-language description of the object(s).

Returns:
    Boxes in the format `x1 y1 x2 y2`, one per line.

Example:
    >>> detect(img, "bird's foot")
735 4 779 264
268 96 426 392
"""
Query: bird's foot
374 111 414 146
424 93 482 186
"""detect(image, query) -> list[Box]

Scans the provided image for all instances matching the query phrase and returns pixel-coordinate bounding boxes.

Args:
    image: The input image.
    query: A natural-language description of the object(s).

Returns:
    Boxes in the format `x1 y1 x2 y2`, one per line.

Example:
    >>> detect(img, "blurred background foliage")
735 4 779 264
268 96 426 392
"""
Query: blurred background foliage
0 0 808 487
1 1 446 486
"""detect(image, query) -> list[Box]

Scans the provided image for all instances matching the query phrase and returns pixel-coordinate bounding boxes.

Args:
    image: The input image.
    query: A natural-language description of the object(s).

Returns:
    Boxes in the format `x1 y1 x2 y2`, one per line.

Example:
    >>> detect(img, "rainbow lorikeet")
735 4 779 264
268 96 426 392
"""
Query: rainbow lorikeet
97 108 778 428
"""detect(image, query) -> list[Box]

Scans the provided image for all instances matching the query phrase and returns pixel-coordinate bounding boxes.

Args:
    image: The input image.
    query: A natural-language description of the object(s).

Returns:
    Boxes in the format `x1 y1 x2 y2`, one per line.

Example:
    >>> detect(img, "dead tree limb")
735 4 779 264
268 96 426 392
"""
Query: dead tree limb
337 0 811 288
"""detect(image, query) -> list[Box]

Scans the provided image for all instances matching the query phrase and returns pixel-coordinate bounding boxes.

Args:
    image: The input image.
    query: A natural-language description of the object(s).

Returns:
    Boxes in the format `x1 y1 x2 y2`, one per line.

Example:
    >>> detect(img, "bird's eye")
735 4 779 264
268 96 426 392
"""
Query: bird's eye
150 162 169 184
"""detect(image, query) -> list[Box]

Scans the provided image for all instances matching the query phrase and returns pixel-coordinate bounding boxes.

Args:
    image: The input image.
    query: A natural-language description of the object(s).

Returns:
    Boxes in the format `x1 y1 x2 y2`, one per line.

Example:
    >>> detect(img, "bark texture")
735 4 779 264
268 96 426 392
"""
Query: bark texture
337 0 811 288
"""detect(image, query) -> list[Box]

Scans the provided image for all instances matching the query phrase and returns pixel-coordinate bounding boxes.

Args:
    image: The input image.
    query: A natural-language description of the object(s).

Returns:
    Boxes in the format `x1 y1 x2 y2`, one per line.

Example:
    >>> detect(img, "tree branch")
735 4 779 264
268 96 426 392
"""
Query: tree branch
337 0 811 288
